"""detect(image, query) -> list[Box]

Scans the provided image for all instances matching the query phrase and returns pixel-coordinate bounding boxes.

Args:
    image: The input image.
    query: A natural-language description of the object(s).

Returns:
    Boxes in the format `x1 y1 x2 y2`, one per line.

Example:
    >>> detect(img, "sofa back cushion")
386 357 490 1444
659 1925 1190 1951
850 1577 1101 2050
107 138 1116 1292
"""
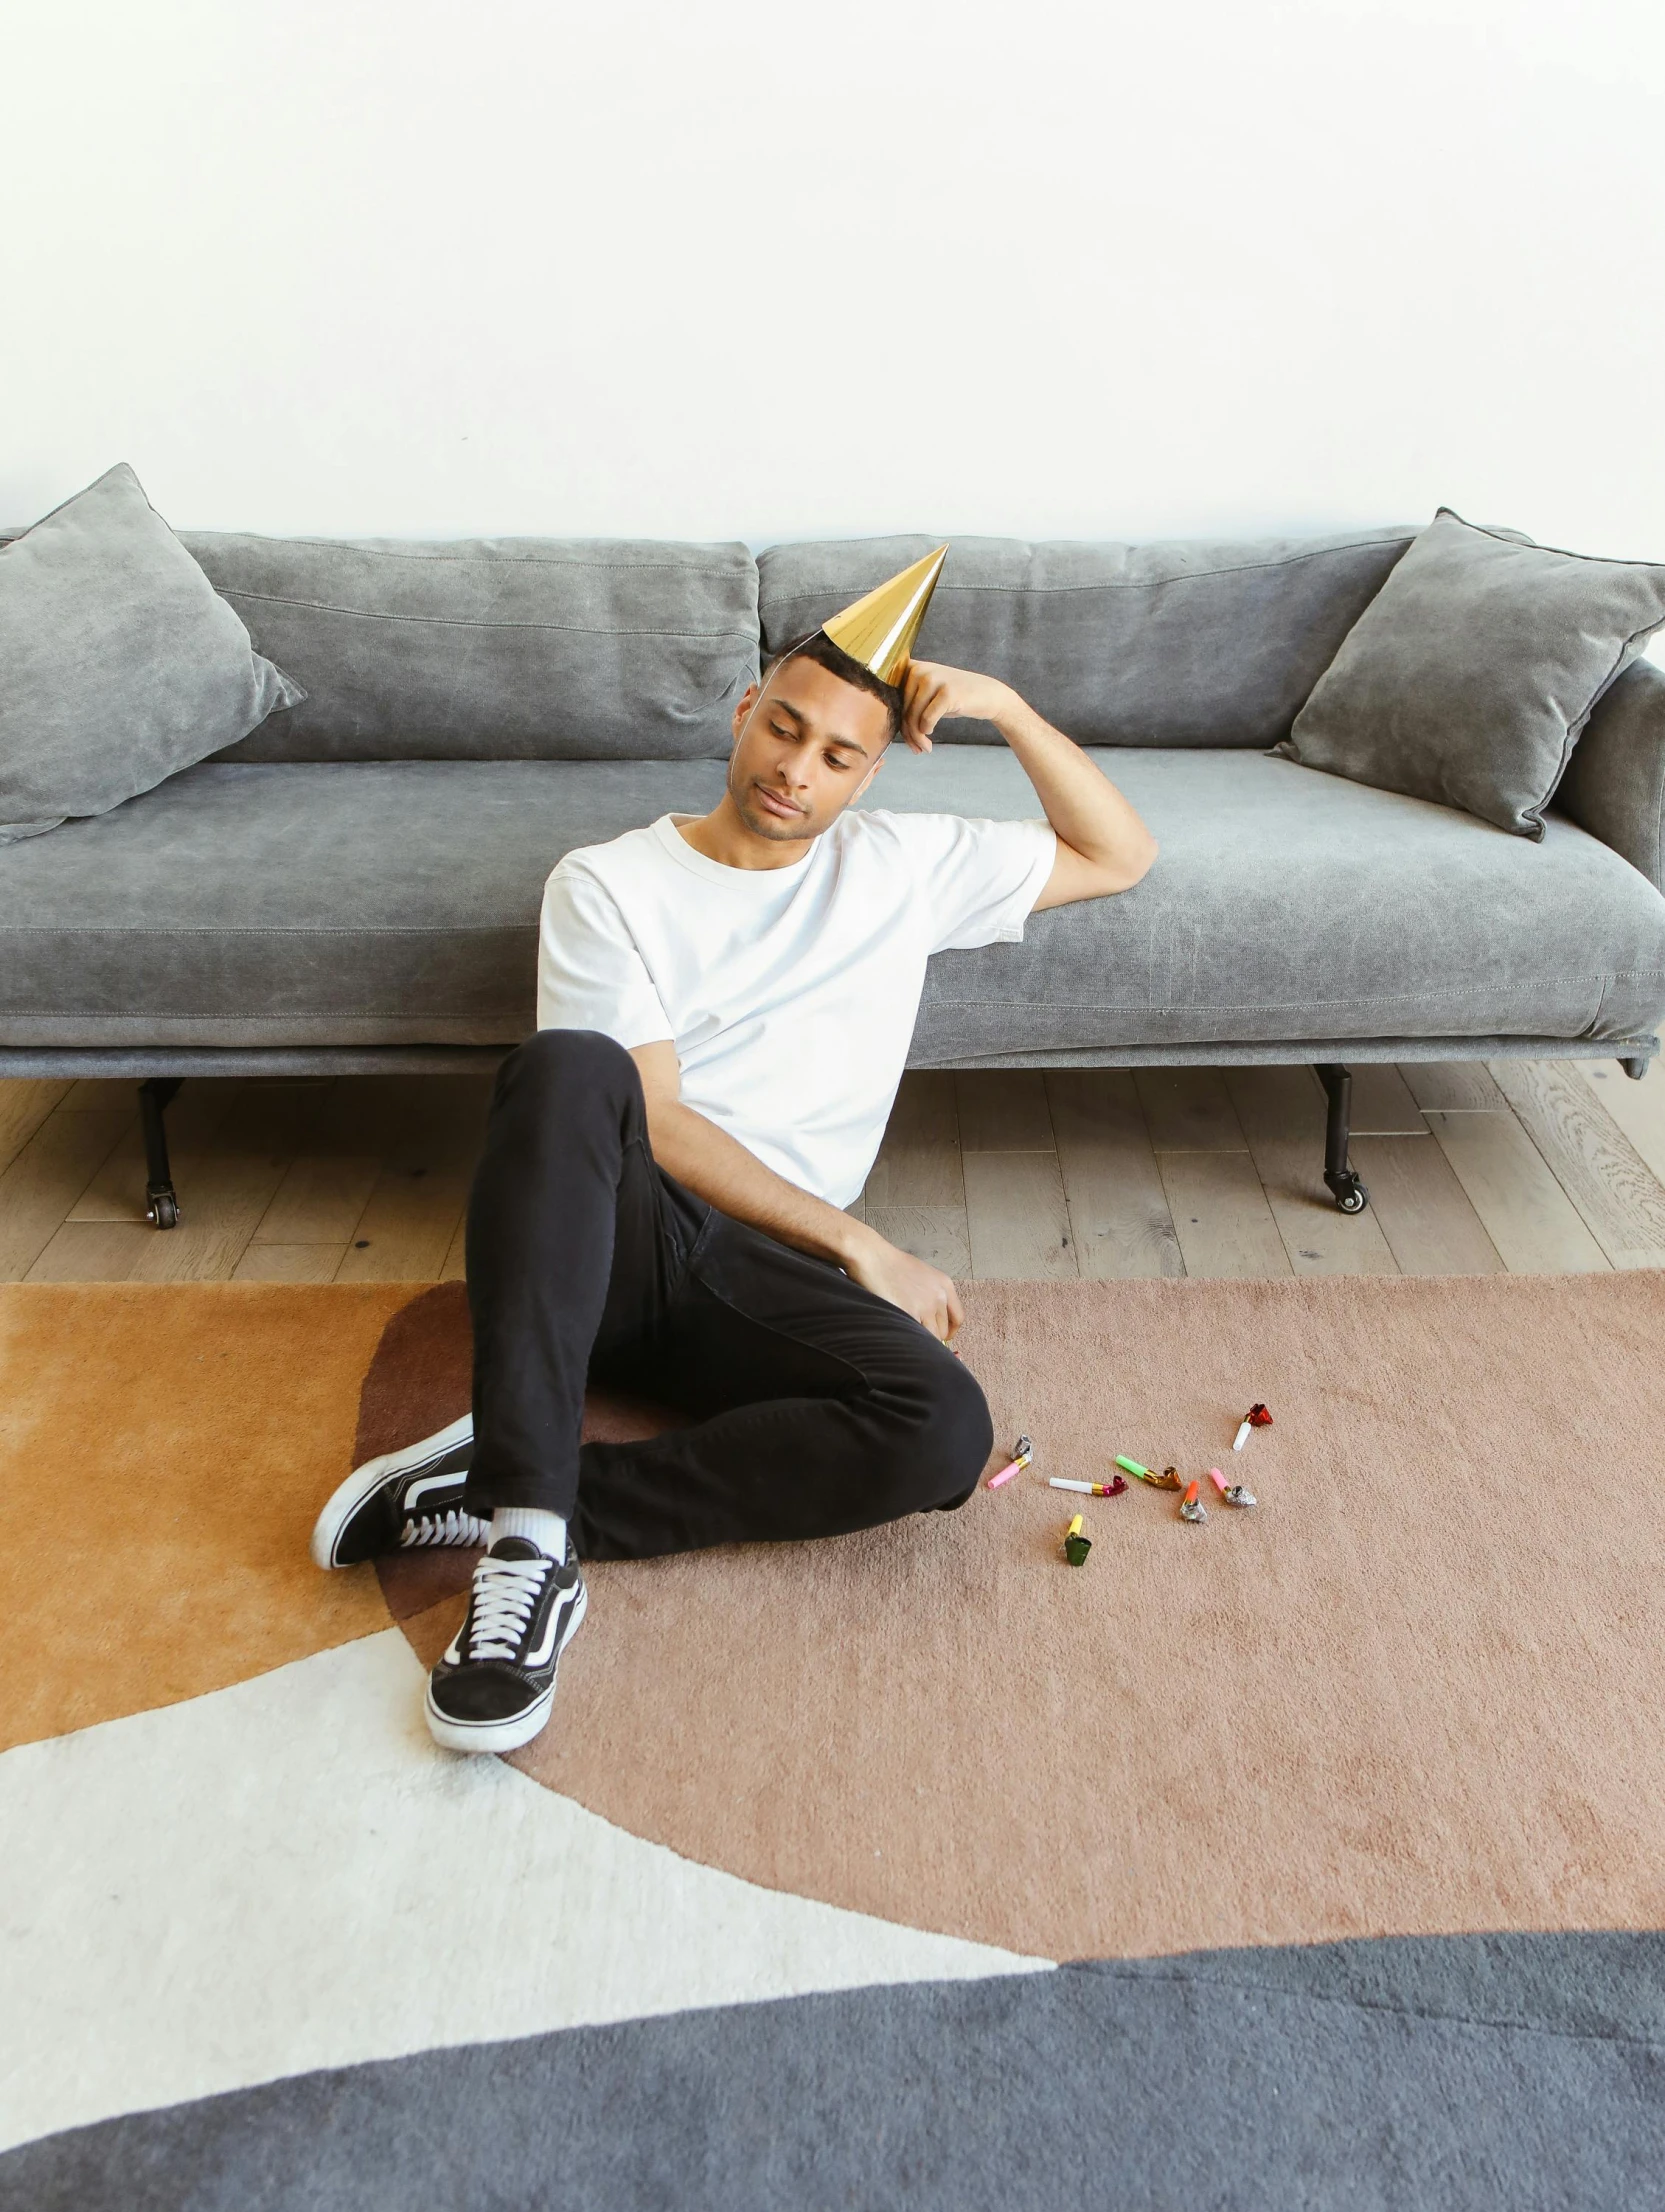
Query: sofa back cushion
758 529 1416 746
190 534 759 762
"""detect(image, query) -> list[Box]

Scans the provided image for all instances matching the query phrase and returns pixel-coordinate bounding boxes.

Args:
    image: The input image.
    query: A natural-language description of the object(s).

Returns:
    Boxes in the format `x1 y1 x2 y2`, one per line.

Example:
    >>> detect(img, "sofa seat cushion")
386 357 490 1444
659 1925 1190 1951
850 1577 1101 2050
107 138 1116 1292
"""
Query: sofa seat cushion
0 760 729 1047
890 748 1665 1059
0 750 1662 1055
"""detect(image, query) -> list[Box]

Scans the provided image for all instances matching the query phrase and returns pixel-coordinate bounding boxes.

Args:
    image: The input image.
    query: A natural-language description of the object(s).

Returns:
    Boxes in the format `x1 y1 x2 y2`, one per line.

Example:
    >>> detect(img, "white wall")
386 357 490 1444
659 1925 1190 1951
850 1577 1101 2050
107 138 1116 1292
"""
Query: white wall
2 0 1662 564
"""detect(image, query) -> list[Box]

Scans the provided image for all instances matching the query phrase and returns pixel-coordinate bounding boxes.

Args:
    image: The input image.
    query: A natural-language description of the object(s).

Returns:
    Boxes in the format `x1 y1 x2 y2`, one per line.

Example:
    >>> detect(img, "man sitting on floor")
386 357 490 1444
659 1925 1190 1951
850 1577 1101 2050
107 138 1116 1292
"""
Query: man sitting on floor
310 547 1158 1754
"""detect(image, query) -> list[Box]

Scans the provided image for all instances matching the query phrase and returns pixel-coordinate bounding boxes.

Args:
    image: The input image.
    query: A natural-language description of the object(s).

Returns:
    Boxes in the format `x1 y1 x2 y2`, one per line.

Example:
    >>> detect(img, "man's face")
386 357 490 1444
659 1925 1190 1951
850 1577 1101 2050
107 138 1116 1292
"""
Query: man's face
726 655 891 844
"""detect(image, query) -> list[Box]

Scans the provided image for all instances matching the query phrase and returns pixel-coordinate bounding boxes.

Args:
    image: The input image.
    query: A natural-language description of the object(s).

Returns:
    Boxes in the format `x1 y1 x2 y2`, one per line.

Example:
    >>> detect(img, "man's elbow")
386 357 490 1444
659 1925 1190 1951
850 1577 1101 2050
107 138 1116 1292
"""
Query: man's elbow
1099 832 1158 896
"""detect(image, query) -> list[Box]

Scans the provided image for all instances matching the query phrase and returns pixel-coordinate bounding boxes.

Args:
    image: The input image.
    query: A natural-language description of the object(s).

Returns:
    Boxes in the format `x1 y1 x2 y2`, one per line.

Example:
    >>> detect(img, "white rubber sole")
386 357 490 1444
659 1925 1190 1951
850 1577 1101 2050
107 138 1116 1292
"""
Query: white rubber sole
424 1578 588 1755
308 1411 475 1570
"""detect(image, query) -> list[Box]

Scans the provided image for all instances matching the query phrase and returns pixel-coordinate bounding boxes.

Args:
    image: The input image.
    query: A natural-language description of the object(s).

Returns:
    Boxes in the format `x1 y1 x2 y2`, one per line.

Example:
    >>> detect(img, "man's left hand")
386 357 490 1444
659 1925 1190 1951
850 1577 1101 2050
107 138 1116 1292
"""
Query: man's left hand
901 661 1016 755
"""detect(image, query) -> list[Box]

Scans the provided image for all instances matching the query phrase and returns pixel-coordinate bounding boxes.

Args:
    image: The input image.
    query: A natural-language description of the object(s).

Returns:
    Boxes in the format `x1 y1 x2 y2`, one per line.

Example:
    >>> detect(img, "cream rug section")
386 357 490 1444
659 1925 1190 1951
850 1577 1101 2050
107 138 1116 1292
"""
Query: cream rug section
0 1630 1048 2155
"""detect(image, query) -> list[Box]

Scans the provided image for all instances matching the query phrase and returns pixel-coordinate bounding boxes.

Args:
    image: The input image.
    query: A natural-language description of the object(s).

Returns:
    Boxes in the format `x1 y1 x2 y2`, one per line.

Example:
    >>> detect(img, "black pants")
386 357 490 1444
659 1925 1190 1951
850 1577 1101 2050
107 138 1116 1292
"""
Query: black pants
462 1028 993 1561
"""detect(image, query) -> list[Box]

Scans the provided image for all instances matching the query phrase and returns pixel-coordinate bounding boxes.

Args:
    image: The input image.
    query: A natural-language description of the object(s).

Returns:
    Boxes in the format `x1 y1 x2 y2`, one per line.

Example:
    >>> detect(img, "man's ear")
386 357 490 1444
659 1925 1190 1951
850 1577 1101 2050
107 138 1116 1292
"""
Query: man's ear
731 680 761 747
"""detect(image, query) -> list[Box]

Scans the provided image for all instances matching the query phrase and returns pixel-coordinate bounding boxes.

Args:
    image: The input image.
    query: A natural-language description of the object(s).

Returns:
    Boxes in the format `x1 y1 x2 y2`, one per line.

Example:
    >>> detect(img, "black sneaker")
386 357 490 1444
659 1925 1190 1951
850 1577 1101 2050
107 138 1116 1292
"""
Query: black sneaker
425 1536 587 1754
309 1413 487 1570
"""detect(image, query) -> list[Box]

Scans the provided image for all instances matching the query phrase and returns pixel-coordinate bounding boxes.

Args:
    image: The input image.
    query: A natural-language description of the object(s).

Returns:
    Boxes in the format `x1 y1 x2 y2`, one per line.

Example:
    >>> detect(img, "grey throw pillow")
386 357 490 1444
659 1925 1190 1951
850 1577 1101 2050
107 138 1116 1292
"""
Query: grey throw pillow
0 463 303 842
1274 506 1665 837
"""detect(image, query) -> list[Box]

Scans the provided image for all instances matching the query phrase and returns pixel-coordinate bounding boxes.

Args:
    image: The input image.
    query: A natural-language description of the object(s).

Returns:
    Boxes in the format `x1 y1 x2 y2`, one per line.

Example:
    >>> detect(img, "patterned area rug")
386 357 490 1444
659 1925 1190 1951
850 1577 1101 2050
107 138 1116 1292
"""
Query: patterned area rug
4 1273 1665 2206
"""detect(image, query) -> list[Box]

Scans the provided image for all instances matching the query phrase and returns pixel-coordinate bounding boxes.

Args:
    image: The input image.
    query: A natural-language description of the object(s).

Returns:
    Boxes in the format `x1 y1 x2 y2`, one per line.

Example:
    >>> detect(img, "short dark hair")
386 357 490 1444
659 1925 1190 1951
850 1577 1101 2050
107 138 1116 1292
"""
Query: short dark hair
762 628 905 747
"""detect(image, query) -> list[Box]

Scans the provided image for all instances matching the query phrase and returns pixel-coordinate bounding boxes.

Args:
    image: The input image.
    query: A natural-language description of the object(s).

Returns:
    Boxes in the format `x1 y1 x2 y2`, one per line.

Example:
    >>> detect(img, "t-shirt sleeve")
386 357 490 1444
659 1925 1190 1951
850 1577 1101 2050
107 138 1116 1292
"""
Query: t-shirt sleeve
892 813 1058 954
536 862 674 1048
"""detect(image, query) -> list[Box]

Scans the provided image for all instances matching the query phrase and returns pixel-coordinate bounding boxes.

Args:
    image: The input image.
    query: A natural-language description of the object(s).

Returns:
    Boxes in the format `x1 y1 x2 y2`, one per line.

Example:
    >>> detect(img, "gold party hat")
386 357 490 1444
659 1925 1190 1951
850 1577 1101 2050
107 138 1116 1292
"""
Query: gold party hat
821 543 948 686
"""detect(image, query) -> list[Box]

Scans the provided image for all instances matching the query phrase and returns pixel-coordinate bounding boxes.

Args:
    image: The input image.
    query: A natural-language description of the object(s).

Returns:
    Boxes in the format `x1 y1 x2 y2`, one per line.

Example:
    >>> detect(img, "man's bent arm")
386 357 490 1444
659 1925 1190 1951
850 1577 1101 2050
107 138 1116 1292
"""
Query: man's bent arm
628 1041 964 1341
902 661 1158 908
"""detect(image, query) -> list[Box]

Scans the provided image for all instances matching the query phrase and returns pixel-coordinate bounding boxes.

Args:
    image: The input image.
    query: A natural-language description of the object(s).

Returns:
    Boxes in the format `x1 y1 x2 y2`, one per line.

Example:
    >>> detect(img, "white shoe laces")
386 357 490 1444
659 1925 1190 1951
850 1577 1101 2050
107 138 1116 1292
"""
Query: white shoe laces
463 1552 553 1662
400 1507 491 1550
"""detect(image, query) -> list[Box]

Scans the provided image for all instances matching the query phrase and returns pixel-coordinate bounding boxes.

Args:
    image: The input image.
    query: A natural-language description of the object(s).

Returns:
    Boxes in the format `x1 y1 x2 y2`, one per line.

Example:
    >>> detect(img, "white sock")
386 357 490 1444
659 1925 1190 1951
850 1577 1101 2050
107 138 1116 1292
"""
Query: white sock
491 1506 567 1560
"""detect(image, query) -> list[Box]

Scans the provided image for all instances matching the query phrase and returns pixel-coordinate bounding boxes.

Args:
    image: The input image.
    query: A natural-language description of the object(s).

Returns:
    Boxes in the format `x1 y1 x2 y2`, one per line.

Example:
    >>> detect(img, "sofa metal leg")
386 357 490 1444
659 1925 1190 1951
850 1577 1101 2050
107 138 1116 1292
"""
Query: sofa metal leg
1621 1056 1651 1081
1314 1062 1369 1213
139 1077 183 1229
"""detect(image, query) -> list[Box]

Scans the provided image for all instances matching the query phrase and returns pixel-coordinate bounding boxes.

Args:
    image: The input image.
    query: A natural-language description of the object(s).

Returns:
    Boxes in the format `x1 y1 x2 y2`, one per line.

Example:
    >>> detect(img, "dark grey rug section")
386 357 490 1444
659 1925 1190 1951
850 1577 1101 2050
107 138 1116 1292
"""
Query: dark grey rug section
6 1932 1664 2212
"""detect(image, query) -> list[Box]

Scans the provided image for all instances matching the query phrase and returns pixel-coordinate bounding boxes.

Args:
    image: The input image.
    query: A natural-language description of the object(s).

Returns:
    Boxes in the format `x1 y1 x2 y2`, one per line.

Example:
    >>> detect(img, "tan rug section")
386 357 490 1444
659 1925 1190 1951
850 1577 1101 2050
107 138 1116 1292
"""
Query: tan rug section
376 1274 1665 1964
0 1283 409 1751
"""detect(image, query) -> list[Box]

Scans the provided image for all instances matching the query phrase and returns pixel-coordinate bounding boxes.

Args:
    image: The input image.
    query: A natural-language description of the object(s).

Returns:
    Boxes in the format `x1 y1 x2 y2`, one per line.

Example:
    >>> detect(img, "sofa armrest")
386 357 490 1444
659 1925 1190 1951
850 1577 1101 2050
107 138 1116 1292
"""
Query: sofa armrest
1558 656 1665 895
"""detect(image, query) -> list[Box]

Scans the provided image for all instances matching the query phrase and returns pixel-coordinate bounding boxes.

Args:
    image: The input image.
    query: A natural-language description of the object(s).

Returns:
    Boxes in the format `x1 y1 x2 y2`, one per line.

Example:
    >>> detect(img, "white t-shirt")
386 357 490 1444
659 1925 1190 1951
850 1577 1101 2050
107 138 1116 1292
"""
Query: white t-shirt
537 808 1056 1208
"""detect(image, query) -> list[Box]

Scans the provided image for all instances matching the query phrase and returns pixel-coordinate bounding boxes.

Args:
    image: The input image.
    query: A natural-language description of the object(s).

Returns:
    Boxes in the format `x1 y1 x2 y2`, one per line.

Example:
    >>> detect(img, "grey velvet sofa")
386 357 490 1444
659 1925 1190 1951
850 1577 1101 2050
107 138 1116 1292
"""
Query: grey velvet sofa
3 524 1663 1227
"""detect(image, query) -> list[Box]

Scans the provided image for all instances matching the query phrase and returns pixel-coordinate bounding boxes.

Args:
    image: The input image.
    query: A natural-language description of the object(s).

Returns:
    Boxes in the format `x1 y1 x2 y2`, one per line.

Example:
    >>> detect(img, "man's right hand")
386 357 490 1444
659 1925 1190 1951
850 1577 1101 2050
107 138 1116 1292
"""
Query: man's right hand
841 1222 965 1344
633 1046 967 1340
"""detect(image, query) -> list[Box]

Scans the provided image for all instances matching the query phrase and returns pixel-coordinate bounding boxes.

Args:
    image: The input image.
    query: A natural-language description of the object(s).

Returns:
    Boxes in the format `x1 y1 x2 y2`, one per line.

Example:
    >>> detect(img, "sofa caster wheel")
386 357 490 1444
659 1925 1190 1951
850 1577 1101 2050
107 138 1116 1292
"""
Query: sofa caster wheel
1315 1067 1370 1215
1327 1172 1369 1215
146 1186 180 1230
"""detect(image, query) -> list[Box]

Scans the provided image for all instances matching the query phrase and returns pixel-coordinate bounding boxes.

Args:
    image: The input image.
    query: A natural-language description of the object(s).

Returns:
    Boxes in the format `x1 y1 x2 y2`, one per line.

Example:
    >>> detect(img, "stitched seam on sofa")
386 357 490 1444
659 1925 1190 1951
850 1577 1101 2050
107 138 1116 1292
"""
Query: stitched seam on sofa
760 535 1418 603
210 544 749 574
0 1008 530 1019
215 592 757 638
1455 511 1665 572
1585 971 1665 1032
0 925 531 936
8 939 1656 986
925 981 1622 1011
909 1035 1663 1057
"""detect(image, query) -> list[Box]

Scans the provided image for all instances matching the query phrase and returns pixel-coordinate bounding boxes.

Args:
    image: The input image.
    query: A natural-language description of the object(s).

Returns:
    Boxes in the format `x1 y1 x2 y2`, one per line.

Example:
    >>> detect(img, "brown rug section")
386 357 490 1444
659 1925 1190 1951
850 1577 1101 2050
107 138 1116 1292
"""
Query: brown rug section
0 1283 412 1752
370 1272 1665 1965
361 1283 681 1619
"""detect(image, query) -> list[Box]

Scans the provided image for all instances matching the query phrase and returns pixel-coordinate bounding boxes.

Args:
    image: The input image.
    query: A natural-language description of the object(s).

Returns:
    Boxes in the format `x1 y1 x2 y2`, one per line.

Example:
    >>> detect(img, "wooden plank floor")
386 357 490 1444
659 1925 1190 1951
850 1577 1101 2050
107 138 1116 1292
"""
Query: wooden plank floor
2 1060 1664 1284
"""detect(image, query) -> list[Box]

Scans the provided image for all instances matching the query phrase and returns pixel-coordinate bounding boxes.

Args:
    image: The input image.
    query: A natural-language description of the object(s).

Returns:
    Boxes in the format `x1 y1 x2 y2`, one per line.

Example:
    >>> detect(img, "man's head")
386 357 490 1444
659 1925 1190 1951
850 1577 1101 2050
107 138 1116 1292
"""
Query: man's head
725 630 905 845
